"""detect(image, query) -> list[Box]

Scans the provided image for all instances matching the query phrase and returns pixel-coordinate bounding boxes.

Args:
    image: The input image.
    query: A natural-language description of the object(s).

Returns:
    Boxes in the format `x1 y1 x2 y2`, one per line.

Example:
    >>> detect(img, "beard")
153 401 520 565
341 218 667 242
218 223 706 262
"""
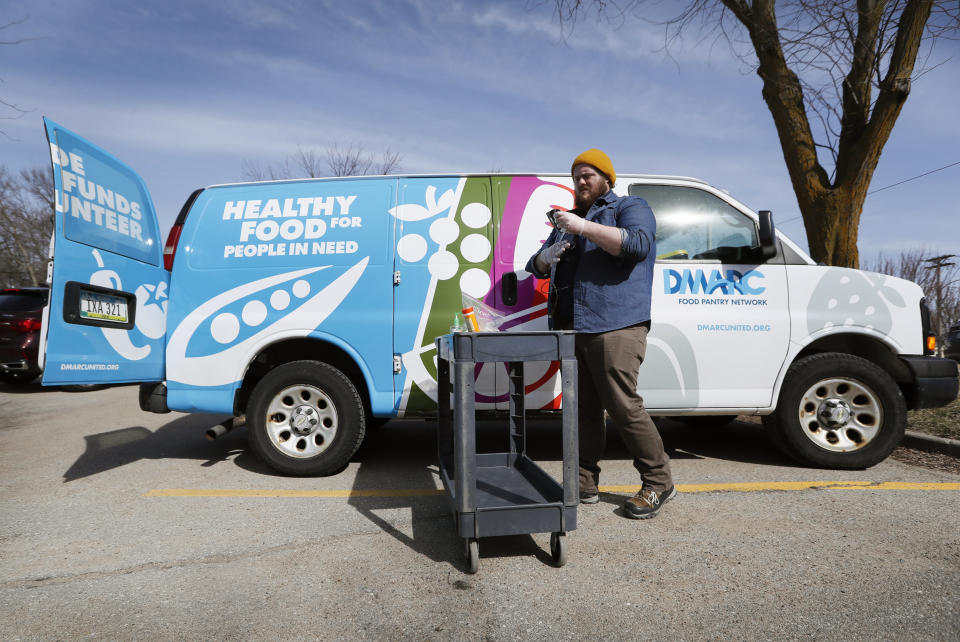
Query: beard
574 180 608 211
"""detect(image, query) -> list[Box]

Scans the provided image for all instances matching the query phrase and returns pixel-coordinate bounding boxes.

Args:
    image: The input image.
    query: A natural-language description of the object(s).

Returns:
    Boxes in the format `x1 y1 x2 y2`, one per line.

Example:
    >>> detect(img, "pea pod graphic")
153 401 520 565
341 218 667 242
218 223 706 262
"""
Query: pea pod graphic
167 258 368 387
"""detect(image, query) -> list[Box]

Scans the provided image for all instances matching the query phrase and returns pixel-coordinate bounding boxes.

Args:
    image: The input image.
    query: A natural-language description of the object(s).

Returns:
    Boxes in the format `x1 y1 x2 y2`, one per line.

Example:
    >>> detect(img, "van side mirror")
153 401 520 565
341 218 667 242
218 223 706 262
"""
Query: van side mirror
758 210 777 260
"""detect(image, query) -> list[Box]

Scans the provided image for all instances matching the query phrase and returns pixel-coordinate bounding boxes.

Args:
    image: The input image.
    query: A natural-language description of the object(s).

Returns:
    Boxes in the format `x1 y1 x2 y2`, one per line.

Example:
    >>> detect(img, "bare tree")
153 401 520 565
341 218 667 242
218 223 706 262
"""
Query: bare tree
242 143 403 181
18 166 55 211
1 17 42 140
865 248 960 349
0 166 54 287
551 0 959 268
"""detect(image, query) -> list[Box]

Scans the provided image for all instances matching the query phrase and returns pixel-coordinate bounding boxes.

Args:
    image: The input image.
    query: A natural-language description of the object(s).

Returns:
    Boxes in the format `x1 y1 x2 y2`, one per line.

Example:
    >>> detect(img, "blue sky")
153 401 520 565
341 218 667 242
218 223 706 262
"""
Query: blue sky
2 0 958 263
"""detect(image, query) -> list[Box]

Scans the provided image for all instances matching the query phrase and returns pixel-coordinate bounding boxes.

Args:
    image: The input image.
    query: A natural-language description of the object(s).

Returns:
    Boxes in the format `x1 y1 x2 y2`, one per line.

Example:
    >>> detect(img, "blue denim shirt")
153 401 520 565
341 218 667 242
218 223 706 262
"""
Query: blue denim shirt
526 191 656 333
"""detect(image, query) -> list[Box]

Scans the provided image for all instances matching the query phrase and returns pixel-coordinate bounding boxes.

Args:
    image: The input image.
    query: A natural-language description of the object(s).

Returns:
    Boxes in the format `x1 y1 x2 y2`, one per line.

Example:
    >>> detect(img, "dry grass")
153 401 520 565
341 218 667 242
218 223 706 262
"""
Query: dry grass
907 395 960 440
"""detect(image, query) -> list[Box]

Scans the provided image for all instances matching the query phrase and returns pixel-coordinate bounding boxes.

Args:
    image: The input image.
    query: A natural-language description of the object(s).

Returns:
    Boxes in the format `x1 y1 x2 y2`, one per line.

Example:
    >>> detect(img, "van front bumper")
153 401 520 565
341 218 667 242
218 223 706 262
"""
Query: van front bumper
899 356 959 409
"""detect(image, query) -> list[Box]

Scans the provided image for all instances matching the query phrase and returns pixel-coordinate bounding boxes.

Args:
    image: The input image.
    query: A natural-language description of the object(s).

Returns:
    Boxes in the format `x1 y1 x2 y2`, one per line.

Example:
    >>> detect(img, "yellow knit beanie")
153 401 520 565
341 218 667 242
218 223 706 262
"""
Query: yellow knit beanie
571 149 615 185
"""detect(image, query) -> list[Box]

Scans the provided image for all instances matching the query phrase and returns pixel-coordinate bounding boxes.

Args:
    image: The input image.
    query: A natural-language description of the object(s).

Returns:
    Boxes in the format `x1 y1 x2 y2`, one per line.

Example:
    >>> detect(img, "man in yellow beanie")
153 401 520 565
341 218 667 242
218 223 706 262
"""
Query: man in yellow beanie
526 149 675 519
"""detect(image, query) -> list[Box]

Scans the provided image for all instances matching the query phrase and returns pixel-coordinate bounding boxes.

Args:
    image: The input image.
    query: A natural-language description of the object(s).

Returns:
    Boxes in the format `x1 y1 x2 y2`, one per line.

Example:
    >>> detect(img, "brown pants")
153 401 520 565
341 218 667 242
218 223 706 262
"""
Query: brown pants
575 324 672 494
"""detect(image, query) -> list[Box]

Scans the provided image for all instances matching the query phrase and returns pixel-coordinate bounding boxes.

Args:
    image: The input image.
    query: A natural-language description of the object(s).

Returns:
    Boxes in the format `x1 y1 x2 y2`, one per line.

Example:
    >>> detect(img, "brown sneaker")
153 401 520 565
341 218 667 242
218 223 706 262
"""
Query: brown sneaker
624 486 676 519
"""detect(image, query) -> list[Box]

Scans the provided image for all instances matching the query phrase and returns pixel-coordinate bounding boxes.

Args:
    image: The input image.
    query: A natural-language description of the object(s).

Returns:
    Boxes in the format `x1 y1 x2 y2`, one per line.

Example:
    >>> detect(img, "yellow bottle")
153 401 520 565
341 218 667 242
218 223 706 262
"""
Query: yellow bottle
461 306 479 332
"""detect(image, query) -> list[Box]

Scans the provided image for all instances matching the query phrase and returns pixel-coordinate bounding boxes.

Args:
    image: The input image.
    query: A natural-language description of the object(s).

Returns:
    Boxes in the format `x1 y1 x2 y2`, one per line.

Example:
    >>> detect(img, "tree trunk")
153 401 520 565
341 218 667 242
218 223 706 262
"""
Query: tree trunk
734 0 934 269
800 187 863 267
557 0 942 268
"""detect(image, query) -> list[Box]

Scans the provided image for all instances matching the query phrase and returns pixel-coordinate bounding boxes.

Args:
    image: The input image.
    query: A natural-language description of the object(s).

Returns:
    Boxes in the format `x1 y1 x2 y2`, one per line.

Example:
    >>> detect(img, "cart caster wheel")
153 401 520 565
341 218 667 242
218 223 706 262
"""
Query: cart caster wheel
550 532 567 567
465 538 479 574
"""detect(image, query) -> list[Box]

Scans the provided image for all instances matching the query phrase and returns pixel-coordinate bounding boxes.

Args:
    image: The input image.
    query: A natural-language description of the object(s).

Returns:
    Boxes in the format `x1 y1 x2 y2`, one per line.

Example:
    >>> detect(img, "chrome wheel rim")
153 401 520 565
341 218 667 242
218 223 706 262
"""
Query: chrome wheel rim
797 377 882 452
265 384 338 459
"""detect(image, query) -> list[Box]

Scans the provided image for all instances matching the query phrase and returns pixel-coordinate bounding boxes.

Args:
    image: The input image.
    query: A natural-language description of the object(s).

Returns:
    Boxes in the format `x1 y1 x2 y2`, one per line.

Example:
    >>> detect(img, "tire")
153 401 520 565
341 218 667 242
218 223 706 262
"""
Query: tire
247 360 366 476
767 353 906 469
675 415 738 429
1 371 38 385
550 532 567 568
465 538 479 574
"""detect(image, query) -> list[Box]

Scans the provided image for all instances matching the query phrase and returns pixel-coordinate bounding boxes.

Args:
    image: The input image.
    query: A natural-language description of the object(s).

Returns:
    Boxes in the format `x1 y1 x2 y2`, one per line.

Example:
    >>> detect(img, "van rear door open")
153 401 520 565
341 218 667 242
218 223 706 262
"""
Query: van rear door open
40 118 169 385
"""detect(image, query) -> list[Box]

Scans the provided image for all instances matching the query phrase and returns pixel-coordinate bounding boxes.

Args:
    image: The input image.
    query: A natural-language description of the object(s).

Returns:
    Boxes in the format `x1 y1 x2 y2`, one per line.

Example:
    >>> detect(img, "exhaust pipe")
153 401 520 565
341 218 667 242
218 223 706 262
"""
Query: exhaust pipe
206 416 245 441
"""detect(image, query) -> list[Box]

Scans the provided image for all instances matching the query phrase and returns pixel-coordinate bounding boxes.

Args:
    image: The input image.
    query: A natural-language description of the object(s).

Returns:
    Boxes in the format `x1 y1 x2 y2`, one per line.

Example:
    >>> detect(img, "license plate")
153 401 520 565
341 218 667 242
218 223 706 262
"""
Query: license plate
79 290 129 324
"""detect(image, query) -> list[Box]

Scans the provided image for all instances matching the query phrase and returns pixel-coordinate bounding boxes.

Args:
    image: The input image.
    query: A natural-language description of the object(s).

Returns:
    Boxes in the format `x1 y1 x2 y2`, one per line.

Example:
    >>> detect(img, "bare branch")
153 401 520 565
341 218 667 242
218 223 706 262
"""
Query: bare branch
547 0 958 266
865 248 960 342
240 143 403 181
0 165 55 287
0 17 40 141
375 148 403 175
0 16 43 44
326 143 373 177
240 159 268 182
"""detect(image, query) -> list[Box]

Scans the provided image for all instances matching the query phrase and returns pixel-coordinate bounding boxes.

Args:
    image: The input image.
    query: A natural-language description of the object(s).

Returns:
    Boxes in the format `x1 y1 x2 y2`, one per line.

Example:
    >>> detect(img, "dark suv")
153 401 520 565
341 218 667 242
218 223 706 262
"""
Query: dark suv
946 323 960 362
0 287 48 385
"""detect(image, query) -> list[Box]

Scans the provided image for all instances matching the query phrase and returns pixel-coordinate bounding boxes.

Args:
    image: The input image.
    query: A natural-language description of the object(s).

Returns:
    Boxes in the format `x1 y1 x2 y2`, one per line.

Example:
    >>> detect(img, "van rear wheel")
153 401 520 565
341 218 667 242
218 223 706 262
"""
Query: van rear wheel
765 353 905 469
247 361 365 476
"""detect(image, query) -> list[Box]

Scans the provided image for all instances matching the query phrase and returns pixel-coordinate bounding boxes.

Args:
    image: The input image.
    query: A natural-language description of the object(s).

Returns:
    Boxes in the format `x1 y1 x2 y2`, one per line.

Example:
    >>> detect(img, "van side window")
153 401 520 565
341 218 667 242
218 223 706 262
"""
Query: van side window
628 184 758 262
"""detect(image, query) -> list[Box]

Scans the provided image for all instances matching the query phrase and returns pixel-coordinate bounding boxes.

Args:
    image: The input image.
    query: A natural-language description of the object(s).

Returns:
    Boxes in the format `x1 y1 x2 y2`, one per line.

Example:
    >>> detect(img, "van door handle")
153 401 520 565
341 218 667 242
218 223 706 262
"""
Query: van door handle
502 271 517 306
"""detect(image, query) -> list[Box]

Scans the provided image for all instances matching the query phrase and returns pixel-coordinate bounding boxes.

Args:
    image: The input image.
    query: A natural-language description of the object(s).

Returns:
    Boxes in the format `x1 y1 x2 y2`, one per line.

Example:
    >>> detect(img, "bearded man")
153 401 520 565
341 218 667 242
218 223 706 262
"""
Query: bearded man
526 149 675 519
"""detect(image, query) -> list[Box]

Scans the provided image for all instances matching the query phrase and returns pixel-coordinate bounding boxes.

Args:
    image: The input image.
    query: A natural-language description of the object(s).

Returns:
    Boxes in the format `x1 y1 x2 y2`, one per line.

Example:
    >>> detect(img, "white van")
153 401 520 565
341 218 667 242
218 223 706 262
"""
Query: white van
40 120 958 475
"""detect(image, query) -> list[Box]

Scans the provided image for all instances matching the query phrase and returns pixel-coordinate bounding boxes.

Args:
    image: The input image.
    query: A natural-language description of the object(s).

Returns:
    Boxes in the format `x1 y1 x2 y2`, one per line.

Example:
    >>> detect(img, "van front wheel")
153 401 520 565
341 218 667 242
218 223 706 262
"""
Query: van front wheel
765 353 905 469
247 361 365 476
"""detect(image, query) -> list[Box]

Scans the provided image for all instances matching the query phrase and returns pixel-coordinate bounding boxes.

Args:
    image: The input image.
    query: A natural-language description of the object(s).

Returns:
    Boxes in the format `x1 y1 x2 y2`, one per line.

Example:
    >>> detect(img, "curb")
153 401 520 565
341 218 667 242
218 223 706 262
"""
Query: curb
902 430 960 457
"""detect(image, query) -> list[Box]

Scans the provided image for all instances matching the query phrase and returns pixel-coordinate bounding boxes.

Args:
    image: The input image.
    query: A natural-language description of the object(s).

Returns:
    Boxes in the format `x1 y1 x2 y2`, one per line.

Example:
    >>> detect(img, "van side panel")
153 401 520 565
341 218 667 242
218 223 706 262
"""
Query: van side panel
163 179 396 414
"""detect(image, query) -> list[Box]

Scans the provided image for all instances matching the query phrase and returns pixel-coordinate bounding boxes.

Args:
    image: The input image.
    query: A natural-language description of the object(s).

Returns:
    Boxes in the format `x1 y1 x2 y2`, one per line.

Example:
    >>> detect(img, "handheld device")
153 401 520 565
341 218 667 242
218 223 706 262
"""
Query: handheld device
546 208 561 228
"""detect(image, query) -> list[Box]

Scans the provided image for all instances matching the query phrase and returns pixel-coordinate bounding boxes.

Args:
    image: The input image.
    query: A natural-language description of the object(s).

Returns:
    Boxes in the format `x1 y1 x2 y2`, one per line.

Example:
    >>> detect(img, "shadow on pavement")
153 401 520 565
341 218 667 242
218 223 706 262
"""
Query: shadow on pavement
656 417 799 468
61 411 797 484
59 410 797 569
344 420 557 571
346 425 454 566
62 413 274 482
0 380 112 394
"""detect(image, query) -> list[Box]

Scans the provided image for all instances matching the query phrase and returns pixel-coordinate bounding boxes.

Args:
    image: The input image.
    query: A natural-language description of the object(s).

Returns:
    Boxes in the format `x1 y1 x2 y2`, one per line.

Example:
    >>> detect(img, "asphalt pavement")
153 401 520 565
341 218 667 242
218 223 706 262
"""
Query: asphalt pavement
1 383 958 640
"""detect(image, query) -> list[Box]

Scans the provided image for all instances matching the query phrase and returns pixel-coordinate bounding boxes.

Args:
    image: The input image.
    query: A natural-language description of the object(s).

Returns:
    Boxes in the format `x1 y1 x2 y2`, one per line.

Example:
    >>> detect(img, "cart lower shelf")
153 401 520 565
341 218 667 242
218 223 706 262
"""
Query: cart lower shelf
440 452 577 540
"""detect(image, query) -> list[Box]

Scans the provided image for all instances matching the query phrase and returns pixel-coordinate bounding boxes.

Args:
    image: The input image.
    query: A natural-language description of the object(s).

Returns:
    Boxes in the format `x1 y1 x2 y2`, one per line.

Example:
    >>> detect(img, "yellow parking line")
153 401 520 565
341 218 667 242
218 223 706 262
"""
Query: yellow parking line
145 488 446 498
145 481 960 498
661 481 958 493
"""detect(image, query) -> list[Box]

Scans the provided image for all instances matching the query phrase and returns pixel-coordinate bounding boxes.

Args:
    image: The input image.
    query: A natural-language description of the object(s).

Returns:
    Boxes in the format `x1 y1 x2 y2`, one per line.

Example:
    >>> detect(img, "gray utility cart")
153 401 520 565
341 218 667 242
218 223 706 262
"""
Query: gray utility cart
435 331 579 573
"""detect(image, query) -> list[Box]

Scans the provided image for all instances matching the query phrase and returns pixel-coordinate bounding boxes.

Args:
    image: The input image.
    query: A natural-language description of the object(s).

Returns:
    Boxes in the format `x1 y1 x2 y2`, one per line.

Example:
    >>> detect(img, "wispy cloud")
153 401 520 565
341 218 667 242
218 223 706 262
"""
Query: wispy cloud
0 0 955 256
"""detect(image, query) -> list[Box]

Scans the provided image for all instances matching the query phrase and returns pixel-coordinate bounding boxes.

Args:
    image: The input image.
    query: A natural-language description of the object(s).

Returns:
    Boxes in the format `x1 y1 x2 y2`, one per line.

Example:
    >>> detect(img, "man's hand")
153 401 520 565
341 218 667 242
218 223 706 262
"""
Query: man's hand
553 211 586 236
554 210 624 258
534 240 571 273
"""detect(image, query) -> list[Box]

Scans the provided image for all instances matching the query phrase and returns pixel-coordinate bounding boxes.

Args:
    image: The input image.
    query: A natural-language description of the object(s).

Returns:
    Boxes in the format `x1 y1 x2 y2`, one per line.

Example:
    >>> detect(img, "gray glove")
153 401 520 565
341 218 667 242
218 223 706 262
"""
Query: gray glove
538 240 571 267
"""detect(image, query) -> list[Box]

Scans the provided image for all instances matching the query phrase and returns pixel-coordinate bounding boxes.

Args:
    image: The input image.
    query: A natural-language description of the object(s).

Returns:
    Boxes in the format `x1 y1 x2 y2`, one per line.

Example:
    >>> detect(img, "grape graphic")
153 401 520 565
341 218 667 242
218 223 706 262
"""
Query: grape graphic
806 268 902 335
400 178 500 410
